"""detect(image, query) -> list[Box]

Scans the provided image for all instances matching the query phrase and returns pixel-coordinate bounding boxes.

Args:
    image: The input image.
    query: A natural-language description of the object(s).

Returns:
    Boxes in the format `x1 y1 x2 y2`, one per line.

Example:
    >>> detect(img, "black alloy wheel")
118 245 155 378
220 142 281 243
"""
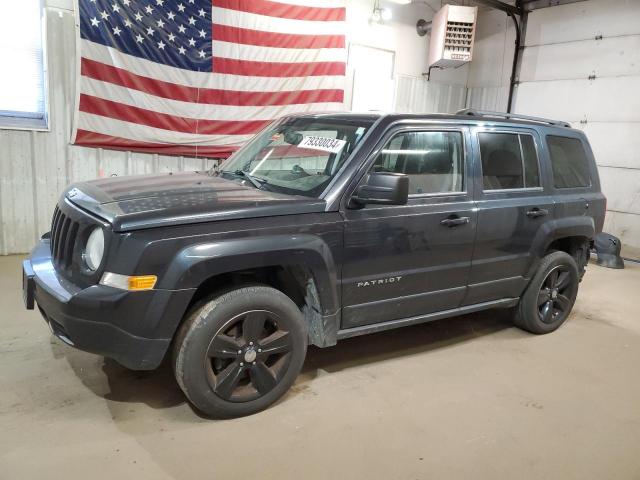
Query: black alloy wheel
173 285 307 418
537 265 574 324
206 310 293 402
514 250 580 334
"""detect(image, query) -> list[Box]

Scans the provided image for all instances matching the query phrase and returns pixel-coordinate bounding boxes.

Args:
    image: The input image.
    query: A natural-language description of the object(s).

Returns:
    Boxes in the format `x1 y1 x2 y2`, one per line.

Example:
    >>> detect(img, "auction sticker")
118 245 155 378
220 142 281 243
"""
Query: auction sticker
298 135 346 153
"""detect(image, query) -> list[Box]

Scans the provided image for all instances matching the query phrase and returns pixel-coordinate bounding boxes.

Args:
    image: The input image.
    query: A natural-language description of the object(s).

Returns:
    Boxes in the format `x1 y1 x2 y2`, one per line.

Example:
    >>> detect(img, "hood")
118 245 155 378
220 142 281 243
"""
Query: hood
64 171 326 231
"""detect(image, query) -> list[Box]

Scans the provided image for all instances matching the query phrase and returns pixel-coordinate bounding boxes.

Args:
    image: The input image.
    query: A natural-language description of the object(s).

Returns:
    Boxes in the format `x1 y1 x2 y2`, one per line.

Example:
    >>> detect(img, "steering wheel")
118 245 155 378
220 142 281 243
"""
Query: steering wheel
291 164 310 176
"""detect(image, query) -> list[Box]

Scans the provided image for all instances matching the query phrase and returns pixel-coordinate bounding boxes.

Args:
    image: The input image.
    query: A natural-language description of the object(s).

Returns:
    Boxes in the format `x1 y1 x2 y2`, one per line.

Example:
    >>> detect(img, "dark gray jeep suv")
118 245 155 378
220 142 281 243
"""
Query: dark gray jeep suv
23 110 606 417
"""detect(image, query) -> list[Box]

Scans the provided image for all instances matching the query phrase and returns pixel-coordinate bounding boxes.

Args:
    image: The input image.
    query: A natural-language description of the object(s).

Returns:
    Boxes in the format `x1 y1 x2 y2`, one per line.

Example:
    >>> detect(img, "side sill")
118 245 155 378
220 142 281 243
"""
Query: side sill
336 297 519 340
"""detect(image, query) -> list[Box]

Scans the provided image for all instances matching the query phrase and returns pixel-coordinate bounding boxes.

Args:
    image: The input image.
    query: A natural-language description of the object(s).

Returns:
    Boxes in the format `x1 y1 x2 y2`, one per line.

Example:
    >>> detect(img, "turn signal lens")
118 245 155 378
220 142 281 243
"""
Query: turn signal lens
128 275 157 290
100 272 157 291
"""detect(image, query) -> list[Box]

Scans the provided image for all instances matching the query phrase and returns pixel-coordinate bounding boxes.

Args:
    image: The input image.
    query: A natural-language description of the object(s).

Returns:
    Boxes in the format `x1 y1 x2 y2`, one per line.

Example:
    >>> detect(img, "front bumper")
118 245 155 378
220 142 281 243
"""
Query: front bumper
23 239 195 370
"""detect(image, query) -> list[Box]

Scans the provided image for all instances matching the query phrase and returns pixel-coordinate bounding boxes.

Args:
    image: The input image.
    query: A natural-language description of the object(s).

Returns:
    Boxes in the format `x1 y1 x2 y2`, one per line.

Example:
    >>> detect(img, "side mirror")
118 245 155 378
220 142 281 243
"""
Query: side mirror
352 172 409 206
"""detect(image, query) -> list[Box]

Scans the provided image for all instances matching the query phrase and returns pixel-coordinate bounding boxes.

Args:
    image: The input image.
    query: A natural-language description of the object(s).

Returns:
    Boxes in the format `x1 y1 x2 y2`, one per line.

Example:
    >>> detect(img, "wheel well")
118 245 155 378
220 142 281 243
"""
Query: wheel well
183 265 325 346
546 236 591 275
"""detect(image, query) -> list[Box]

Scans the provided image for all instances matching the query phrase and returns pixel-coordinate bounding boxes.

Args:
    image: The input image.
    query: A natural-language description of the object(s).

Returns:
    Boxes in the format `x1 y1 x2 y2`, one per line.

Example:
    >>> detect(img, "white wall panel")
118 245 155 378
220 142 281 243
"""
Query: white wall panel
598 166 640 216
525 0 640 46
520 36 640 82
577 122 640 170
515 76 640 122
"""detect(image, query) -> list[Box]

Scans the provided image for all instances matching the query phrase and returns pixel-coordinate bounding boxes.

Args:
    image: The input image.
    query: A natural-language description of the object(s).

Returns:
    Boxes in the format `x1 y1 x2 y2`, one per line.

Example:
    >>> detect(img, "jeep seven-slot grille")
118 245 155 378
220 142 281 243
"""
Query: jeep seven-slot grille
50 206 79 270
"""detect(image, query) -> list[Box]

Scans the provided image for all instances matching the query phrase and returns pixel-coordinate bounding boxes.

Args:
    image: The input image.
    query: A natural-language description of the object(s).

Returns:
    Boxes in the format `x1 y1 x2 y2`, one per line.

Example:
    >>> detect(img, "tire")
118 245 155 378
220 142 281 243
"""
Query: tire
173 285 307 418
514 251 580 334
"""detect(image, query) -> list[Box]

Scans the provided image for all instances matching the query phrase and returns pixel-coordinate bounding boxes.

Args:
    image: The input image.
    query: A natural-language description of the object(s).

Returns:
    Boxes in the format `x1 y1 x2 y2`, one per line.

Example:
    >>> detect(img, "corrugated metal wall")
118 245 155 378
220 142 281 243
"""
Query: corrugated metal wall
395 75 467 114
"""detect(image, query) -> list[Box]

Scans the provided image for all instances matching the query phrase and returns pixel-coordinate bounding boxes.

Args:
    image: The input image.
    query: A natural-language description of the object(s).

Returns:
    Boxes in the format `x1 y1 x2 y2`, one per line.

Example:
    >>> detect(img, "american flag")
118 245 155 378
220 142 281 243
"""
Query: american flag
73 0 347 158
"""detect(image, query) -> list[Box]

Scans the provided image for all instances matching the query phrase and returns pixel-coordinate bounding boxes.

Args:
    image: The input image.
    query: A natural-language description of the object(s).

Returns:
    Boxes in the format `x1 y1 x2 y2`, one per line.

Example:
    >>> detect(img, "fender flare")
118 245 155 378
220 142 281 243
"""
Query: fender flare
526 216 595 278
159 234 340 316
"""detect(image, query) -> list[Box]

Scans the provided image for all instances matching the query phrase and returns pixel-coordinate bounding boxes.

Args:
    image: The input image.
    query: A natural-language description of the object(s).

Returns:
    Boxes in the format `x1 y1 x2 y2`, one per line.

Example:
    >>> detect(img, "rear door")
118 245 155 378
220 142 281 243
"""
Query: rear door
340 125 477 329
465 127 555 305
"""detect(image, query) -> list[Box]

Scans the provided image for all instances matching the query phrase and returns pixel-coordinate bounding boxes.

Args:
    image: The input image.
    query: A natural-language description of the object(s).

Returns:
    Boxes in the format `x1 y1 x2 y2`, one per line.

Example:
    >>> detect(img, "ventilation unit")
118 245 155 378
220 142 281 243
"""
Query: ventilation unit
427 5 478 69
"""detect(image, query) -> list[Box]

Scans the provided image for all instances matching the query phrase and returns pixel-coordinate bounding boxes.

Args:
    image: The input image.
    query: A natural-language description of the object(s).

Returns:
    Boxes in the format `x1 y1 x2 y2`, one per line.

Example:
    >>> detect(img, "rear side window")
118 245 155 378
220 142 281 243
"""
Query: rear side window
371 131 464 195
478 132 540 190
547 136 591 188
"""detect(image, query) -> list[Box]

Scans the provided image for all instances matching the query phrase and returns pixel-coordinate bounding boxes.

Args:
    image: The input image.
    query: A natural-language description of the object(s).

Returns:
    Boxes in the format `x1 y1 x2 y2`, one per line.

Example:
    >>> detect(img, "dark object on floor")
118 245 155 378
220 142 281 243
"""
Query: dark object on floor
594 233 624 269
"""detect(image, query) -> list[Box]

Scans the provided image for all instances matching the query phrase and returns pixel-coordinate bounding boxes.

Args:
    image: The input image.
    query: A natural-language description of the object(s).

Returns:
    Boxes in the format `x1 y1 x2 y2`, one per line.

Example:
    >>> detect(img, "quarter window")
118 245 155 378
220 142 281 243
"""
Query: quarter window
371 131 464 195
547 136 591 188
479 132 540 190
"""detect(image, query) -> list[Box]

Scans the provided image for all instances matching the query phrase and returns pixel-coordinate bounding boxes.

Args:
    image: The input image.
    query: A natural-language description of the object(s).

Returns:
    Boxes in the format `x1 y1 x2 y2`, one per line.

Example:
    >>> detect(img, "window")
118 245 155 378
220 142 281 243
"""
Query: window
0 0 47 129
547 136 591 188
371 131 464 195
479 132 540 190
220 116 373 197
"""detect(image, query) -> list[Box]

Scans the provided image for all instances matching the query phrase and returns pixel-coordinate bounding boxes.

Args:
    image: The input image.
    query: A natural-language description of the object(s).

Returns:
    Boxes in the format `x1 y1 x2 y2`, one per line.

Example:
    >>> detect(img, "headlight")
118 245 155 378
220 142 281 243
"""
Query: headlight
84 227 104 271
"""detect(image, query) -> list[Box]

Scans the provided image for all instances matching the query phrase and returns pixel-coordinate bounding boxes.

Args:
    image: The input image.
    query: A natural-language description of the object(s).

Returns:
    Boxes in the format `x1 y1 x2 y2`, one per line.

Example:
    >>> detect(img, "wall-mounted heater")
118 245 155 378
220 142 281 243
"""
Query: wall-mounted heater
427 5 478 69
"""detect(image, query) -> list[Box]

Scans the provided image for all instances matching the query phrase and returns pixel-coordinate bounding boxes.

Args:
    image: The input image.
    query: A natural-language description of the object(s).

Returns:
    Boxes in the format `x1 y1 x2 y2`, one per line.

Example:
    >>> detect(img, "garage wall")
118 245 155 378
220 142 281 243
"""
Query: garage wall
467 0 640 258
0 0 467 255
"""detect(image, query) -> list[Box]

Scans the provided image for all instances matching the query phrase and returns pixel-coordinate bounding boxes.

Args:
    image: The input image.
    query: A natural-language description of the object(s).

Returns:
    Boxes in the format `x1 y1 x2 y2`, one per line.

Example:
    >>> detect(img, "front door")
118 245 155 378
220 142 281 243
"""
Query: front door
341 126 477 329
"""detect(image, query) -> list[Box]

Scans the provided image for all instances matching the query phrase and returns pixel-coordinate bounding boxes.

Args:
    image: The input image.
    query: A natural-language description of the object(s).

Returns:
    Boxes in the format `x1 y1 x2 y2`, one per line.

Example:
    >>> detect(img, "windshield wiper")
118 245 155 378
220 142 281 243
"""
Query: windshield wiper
220 170 268 190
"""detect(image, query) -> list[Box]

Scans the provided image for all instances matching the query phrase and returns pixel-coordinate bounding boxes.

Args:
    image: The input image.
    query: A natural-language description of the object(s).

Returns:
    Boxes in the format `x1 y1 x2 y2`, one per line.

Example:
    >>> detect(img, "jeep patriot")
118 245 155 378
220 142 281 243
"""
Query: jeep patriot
23 110 606 417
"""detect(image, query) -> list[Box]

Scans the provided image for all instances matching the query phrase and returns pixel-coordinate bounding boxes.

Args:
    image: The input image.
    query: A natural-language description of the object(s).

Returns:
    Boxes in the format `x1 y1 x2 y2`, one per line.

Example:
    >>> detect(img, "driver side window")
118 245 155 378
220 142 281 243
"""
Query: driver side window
371 130 465 195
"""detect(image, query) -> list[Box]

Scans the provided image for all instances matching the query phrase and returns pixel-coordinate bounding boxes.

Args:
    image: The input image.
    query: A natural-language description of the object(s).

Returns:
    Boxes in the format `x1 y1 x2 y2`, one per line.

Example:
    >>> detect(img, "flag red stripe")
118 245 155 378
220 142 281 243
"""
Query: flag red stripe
75 130 238 157
79 94 269 135
81 58 344 106
212 57 346 77
212 24 345 49
214 0 346 22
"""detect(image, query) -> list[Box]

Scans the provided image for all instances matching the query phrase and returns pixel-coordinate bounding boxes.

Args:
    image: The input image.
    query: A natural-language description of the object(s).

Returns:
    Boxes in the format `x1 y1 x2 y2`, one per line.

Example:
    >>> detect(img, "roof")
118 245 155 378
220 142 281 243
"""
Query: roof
294 110 572 130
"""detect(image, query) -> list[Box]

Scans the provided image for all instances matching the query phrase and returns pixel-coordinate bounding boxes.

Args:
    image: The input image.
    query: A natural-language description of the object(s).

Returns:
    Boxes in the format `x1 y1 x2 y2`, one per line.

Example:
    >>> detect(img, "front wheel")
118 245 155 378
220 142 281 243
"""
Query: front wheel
514 251 580 334
173 286 307 417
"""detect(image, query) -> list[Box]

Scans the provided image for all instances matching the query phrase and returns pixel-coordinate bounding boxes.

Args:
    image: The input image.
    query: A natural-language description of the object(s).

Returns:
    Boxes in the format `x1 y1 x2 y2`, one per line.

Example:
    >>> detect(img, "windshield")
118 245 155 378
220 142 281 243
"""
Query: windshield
216 116 375 197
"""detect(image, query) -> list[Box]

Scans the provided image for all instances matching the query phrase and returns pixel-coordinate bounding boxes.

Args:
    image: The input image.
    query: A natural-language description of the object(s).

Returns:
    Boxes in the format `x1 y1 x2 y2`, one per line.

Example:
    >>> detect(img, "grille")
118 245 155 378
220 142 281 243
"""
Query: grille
50 205 79 270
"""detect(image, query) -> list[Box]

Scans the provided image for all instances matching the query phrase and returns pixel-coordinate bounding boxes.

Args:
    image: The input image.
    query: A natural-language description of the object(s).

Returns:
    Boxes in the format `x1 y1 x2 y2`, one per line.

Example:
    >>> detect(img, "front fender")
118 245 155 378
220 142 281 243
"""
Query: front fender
159 234 340 316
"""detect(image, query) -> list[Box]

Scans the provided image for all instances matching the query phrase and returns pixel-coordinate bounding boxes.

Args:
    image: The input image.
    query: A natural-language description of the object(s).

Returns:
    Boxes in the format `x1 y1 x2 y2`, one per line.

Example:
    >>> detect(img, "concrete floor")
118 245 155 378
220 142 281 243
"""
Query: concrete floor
1 254 639 480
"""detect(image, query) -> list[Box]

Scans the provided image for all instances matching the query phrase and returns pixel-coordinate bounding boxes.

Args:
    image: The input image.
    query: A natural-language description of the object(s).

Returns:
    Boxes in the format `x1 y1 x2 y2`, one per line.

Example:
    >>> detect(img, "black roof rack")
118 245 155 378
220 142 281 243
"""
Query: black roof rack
455 109 571 128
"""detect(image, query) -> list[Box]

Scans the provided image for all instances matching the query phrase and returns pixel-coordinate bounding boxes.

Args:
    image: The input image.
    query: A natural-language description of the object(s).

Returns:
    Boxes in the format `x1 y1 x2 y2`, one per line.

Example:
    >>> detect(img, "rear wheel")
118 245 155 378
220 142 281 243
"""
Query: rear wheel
173 286 307 417
514 251 579 334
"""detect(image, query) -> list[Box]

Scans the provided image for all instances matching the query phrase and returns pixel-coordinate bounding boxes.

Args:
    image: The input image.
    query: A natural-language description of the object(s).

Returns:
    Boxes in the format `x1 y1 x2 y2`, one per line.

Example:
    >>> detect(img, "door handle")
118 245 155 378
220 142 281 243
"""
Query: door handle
526 208 549 218
440 216 470 227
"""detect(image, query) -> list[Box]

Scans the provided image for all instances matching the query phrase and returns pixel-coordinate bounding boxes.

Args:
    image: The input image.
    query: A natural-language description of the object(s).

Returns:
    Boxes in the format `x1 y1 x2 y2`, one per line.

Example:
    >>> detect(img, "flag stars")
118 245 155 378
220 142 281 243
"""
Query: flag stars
111 3 120 13
90 17 100 27
188 16 196 25
124 18 132 28
178 24 186 33
146 26 155 36
198 8 206 17
156 0 164 5
167 11 176 20
168 32 176 42
157 19 165 28
188 37 196 47
134 11 143 21
112 26 122 35
123 0 130 5
135 33 144 43
158 40 166 49
145 5 154 15
199 29 206 38
198 50 205 58
177 4 185 12
178 46 186 55
100 10 109 20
